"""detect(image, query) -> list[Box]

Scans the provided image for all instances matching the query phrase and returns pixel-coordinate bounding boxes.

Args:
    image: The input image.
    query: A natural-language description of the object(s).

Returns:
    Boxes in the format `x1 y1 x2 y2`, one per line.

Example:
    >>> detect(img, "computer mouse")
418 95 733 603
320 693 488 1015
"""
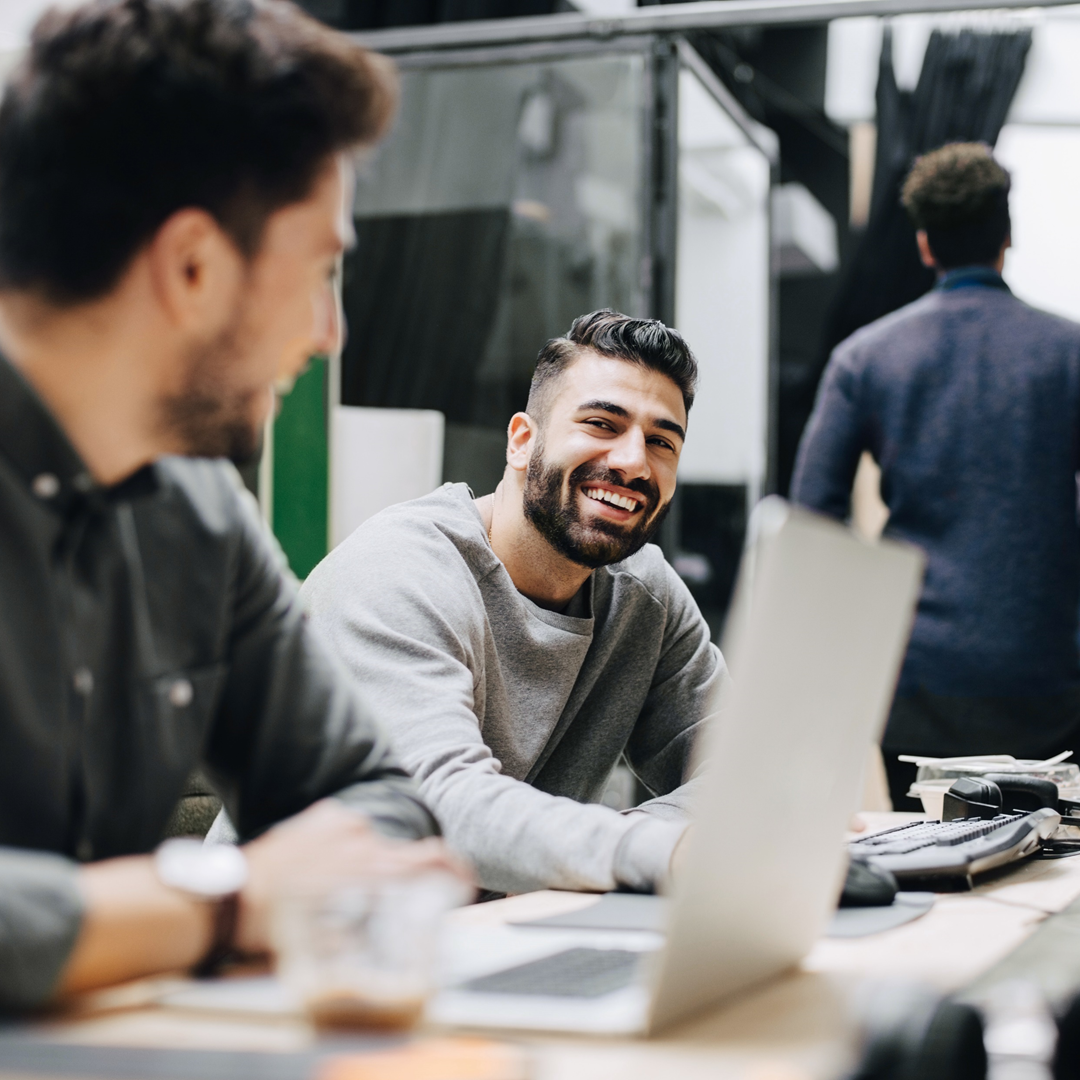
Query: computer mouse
840 857 899 907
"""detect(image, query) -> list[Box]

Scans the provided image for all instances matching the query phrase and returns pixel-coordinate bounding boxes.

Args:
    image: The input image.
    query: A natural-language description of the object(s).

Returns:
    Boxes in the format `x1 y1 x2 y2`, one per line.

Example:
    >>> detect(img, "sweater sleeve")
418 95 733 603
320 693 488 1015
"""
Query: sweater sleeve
300 523 678 895
790 347 869 520
620 559 726 824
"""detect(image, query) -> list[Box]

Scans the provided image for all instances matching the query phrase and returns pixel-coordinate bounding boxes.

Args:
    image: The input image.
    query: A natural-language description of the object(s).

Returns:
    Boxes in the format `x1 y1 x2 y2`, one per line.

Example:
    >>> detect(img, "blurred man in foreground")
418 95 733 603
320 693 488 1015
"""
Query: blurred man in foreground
0 0 456 1010
301 311 727 895
793 143 1080 807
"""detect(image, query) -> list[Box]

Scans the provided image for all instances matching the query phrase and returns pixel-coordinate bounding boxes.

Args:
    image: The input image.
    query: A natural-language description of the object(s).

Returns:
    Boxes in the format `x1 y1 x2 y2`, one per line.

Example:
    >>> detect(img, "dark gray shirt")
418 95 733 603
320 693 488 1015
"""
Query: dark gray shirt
0 356 436 1009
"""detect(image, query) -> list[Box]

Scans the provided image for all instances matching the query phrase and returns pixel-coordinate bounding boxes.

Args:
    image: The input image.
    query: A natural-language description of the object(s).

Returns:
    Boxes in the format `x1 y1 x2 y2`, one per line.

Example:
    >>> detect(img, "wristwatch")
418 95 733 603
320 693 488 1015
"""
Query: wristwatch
154 838 249 977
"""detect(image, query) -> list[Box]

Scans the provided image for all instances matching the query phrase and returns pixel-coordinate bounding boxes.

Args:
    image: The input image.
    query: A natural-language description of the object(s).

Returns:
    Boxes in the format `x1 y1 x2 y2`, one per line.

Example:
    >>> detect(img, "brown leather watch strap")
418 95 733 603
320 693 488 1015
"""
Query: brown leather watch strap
192 892 240 978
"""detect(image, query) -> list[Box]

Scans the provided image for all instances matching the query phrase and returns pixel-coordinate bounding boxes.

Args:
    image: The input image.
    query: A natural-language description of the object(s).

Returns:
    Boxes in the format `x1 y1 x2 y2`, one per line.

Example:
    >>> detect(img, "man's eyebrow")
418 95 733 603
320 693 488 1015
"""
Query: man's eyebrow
577 399 629 419
577 399 686 442
656 418 686 442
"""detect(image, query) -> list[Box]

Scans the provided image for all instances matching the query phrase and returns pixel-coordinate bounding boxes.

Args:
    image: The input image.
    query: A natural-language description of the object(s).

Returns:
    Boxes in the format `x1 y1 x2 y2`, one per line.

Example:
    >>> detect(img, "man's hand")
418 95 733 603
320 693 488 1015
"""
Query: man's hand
57 802 470 1000
237 800 472 954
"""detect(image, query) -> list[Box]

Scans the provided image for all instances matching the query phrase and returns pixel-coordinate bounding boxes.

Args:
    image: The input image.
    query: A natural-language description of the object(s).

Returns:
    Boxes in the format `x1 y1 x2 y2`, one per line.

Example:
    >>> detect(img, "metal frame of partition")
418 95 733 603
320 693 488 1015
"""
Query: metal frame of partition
351 0 1072 53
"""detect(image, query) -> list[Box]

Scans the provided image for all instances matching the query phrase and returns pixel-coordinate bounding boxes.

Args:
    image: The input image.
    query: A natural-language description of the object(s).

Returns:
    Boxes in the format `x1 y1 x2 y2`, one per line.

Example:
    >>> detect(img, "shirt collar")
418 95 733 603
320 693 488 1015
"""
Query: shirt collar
0 352 157 515
936 265 1011 293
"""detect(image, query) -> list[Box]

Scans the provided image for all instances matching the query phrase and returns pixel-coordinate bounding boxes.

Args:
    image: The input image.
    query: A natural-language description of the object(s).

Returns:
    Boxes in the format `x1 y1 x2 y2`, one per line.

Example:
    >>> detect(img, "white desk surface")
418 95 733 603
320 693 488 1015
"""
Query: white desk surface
17 812 1080 1080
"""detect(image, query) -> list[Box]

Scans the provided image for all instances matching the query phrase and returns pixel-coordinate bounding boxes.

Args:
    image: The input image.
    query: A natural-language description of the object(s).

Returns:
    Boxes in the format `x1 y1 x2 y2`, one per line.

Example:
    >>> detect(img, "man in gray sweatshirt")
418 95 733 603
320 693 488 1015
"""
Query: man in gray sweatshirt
302 310 726 895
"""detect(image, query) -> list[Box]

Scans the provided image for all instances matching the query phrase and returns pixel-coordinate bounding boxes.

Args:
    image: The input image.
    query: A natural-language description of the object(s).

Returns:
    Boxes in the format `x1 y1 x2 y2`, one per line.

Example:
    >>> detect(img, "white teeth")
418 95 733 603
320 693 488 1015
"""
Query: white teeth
584 487 640 512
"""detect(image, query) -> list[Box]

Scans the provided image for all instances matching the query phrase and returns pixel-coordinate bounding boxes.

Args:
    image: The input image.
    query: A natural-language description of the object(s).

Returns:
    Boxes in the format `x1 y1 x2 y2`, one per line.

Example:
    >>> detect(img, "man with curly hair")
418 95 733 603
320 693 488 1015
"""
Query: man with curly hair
792 142 1080 807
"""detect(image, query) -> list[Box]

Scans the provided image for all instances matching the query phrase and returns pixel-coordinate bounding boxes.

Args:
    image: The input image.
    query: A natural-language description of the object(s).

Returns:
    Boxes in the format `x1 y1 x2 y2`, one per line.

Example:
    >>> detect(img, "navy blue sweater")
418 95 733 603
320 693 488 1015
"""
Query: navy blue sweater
792 268 1080 698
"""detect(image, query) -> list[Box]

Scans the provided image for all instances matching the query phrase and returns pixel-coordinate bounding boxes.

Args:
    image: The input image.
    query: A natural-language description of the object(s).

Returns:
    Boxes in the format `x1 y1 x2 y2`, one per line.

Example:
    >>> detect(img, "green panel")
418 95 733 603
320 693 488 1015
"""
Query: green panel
272 357 328 579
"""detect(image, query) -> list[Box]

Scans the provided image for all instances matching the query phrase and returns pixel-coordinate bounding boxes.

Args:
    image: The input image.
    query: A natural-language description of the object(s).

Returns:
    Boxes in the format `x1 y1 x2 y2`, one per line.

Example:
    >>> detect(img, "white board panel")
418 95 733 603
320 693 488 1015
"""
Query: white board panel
330 406 444 548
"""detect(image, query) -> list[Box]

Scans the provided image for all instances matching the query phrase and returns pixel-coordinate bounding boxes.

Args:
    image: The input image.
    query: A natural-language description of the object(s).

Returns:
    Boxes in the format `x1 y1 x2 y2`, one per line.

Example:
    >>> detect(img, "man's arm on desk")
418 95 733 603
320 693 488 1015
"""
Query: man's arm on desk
0 494 459 1010
0 803 456 1008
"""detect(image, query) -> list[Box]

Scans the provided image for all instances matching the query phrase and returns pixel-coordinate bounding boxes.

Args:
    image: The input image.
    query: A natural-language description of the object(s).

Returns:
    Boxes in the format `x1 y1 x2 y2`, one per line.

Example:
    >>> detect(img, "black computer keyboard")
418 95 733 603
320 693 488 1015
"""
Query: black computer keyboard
849 807 1060 882
461 947 642 997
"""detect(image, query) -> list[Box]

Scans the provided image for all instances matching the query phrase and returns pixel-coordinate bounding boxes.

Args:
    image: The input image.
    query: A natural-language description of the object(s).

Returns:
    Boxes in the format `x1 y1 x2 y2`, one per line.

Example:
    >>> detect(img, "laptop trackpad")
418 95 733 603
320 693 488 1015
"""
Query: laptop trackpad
510 893 668 933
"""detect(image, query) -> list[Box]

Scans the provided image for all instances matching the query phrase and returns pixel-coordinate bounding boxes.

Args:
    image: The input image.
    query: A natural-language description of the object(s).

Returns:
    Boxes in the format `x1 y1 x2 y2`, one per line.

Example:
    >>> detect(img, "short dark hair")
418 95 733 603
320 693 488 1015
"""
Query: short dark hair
526 309 698 422
901 142 1011 270
0 0 397 304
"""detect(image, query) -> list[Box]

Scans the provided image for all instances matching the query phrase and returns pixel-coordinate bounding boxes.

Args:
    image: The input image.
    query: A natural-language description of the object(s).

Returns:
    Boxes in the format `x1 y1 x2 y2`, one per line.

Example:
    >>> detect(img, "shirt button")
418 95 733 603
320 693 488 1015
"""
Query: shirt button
76 838 94 862
168 678 193 708
31 473 60 499
73 667 94 696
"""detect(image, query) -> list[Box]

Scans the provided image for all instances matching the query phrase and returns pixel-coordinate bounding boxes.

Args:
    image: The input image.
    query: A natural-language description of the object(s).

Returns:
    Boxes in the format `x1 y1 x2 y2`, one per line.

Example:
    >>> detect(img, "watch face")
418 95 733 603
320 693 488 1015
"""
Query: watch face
156 838 249 898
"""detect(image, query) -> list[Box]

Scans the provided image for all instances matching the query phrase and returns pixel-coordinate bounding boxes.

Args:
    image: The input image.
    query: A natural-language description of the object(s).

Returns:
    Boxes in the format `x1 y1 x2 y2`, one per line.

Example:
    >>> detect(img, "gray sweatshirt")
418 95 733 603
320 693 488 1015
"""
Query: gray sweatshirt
300 483 726 894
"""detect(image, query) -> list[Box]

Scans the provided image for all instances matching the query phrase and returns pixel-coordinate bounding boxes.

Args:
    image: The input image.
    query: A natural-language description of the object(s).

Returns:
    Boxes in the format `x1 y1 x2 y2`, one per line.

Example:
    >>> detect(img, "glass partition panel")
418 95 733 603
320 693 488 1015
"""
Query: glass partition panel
340 51 648 495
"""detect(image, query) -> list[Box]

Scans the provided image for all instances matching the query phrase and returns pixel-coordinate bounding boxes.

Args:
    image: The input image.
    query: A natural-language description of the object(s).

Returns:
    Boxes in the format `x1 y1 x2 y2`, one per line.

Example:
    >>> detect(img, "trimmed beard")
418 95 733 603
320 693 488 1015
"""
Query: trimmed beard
158 313 265 464
522 438 669 569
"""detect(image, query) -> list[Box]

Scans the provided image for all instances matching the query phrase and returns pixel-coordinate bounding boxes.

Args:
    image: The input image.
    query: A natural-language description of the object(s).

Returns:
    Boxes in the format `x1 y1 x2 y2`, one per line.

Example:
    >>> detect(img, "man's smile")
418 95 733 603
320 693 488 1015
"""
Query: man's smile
581 483 644 516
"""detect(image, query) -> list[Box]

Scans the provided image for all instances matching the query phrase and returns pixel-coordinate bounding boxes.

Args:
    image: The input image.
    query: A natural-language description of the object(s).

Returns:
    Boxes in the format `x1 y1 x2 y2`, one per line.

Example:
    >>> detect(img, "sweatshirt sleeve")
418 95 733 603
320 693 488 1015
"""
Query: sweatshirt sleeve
790 347 869 520
620 558 726 823
300 521 678 895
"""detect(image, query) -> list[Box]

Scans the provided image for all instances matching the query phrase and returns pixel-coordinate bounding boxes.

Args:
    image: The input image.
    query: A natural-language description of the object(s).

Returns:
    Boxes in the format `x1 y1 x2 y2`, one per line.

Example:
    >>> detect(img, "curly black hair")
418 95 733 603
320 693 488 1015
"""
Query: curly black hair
901 143 1011 269
0 0 397 304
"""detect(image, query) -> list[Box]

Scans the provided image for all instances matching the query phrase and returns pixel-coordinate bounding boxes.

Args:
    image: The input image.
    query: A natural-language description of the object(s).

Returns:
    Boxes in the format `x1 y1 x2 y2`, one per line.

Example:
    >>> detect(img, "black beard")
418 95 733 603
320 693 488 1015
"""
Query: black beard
522 445 669 569
159 388 263 463
159 318 264 464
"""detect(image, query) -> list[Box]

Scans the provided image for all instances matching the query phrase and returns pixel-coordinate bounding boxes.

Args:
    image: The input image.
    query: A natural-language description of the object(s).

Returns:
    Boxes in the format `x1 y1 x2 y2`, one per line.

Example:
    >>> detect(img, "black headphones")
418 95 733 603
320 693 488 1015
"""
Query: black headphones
943 774 1080 822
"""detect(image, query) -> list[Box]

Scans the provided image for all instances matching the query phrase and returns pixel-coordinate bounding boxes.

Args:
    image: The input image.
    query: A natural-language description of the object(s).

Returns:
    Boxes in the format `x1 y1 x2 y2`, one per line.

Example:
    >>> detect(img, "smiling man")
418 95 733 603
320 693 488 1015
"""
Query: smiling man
302 311 727 894
0 0 455 1012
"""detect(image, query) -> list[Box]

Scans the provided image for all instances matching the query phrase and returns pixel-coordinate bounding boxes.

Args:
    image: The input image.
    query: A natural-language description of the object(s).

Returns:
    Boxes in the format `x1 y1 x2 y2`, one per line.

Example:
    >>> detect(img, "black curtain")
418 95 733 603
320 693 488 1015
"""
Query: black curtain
821 27 1032 358
340 210 511 423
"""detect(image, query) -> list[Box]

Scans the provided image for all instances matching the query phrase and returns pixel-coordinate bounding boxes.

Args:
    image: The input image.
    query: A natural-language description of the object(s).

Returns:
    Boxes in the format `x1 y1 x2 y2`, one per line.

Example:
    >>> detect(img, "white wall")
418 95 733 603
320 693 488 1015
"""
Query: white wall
995 125 1080 324
675 70 772 493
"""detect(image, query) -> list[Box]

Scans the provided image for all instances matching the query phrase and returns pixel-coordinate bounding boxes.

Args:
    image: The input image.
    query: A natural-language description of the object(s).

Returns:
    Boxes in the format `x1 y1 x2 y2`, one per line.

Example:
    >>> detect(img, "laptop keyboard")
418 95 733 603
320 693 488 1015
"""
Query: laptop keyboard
461 947 642 998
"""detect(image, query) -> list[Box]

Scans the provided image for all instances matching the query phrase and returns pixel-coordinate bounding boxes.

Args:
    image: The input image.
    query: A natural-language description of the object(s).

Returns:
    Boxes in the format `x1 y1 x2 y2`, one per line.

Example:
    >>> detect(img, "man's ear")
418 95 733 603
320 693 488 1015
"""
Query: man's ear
915 229 937 270
146 208 244 332
506 412 537 474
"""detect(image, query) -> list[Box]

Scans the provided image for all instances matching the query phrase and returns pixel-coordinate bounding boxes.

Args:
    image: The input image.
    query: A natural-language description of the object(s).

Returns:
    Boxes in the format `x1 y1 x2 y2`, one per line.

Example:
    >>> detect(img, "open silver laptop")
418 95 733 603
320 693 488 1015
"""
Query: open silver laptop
428 499 925 1035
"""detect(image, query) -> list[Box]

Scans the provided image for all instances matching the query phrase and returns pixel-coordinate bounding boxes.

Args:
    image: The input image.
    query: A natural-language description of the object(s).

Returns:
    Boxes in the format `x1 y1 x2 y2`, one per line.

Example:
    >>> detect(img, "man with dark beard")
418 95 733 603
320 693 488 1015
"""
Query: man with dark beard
0 0 458 1012
301 311 727 895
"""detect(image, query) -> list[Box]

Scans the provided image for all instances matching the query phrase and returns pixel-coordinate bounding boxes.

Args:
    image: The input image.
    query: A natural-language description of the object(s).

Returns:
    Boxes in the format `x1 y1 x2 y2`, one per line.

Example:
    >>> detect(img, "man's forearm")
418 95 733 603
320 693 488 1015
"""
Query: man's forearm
57 857 213 998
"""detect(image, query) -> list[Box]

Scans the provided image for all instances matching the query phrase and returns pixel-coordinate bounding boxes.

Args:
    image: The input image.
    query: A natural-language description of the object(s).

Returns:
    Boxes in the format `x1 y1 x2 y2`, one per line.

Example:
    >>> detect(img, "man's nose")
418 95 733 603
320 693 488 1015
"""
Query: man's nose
604 428 650 480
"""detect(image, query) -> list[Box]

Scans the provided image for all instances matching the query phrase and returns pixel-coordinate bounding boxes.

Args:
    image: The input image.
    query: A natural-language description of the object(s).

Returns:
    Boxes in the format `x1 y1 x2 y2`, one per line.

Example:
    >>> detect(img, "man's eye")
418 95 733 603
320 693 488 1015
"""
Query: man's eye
648 437 675 452
584 419 614 431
